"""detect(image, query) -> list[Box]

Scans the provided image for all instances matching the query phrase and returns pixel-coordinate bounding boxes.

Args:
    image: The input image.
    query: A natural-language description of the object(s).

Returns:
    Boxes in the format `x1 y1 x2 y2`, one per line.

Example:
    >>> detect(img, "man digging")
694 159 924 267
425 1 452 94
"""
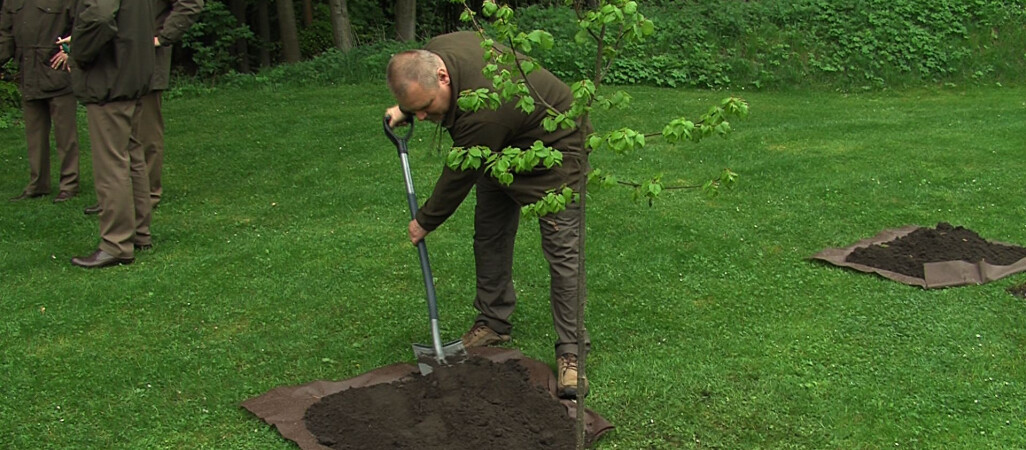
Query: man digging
384 31 590 399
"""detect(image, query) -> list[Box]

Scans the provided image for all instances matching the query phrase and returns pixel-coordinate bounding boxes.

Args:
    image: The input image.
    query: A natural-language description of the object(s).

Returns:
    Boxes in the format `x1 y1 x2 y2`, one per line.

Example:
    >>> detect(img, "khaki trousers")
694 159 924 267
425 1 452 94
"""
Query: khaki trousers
138 90 164 206
472 175 589 358
86 99 152 259
22 94 80 195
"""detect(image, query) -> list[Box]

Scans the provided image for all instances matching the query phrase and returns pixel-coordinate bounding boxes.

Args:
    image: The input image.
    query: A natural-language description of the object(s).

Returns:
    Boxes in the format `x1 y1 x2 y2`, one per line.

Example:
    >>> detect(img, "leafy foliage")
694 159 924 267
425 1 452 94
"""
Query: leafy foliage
297 3 335 59
448 0 749 216
179 1 254 80
517 0 1026 90
166 39 417 98
0 77 21 129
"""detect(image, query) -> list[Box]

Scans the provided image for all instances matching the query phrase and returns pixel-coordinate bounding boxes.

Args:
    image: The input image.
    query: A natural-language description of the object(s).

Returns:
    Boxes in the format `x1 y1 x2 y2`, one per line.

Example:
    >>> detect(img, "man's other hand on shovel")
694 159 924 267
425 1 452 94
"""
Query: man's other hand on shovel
409 219 428 245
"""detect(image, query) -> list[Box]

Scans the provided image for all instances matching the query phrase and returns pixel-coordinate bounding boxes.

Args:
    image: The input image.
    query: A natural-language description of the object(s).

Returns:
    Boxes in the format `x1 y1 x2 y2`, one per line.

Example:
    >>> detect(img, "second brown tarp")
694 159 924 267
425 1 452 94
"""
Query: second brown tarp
812 224 1026 288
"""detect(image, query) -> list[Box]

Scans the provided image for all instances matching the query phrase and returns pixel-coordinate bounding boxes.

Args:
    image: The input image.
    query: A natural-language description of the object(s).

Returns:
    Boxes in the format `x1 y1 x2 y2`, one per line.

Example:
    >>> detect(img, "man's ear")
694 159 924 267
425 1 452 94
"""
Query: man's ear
437 68 451 86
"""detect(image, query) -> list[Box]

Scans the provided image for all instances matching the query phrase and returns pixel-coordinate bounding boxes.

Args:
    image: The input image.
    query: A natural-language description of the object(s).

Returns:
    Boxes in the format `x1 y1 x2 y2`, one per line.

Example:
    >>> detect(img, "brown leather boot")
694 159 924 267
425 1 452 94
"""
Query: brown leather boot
460 322 511 348
557 353 589 399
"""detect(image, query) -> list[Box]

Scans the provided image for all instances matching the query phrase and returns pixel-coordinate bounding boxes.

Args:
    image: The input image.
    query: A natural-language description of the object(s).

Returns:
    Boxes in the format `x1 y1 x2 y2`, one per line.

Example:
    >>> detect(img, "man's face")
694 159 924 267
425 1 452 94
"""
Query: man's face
398 69 451 123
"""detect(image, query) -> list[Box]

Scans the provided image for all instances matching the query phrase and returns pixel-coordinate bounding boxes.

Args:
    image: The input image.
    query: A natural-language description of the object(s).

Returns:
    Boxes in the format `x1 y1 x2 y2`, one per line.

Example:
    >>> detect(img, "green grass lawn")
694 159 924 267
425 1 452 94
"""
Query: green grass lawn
2 83 1024 449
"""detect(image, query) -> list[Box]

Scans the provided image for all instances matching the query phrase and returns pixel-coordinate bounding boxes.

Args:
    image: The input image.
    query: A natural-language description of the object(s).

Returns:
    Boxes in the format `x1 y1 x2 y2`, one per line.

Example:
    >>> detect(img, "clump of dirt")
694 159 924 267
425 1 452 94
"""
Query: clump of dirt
1008 283 1026 299
846 222 1026 279
303 357 577 450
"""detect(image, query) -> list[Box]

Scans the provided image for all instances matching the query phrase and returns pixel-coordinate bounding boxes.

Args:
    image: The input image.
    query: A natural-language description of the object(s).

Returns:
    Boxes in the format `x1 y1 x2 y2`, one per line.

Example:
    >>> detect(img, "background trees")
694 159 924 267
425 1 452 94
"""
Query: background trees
175 0 1024 89
0 0 1023 121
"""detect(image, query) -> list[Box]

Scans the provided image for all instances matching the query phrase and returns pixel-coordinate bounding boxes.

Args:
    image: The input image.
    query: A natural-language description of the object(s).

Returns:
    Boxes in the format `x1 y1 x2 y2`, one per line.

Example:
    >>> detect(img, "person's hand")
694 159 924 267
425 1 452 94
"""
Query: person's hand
408 219 428 244
50 49 69 71
55 36 71 46
154 36 161 47
385 105 409 128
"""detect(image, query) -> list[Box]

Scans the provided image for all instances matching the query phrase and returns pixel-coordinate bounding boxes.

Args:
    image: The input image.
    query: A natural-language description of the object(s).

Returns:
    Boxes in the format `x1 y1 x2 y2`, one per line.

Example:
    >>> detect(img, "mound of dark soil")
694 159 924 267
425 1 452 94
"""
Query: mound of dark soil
845 222 1026 279
303 357 577 450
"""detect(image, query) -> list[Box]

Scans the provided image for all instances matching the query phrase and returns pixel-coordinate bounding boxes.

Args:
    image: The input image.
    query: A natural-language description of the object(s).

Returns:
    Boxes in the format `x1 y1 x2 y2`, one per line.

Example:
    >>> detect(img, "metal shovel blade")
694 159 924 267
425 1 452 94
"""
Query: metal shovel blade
412 339 468 375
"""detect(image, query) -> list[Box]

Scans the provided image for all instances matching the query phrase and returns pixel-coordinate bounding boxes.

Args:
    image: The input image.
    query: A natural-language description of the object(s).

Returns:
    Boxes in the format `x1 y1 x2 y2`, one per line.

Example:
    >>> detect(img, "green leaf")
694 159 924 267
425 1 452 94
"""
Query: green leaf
515 95 535 114
482 1 498 18
521 60 536 74
640 19 655 35
574 29 590 45
542 117 556 132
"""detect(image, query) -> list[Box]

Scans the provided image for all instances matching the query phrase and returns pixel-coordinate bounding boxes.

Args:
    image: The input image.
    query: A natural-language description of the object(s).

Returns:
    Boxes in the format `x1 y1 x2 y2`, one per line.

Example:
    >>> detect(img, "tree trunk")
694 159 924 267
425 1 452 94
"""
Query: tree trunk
256 0 272 67
395 0 416 41
328 0 355 52
276 0 302 63
229 0 251 73
302 0 313 27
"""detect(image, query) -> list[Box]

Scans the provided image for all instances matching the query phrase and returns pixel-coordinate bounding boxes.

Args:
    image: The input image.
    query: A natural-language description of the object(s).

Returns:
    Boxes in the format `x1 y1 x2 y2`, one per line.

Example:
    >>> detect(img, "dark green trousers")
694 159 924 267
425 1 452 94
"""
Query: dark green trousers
21 94 80 195
86 99 151 259
472 173 589 358
138 90 165 206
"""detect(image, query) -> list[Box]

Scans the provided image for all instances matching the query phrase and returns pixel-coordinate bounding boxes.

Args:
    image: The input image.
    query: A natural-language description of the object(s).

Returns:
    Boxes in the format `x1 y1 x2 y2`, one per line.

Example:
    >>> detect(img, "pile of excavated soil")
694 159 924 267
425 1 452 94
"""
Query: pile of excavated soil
303 357 577 450
846 222 1026 279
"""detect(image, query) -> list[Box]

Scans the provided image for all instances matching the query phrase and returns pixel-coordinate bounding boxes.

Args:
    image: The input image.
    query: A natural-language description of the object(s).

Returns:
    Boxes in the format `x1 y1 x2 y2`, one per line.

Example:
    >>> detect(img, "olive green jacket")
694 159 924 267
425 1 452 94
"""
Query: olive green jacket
152 0 204 91
70 0 155 104
415 31 591 231
0 0 75 101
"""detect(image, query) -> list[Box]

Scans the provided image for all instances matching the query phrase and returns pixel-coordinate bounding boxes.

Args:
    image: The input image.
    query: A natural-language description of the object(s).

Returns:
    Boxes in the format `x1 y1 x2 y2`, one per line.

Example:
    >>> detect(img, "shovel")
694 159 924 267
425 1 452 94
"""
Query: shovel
383 115 468 375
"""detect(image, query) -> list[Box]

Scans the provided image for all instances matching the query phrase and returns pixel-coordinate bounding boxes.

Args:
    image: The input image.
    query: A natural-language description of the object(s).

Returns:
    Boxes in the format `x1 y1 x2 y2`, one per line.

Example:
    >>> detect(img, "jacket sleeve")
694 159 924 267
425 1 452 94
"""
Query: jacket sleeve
415 115 512 231
71 0 119 67
415 164 482 231
158 0 204 46
0 5 15 65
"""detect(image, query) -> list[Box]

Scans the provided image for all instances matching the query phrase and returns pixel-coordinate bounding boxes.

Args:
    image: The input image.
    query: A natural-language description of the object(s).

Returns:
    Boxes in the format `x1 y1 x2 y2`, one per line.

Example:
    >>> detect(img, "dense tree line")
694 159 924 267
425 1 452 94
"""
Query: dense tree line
181 0 566 75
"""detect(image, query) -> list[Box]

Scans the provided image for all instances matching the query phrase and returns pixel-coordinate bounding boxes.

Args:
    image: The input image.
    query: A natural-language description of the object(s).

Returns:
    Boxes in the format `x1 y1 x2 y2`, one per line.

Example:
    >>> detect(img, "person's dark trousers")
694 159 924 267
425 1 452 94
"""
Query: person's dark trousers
21 94 80 195
86 98 152 259
472 176 589 358
138 90 164 207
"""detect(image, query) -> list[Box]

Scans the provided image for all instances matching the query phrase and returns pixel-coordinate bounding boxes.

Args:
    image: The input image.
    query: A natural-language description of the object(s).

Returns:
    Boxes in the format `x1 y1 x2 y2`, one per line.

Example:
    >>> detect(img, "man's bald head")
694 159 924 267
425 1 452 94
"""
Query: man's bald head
386 50 446 99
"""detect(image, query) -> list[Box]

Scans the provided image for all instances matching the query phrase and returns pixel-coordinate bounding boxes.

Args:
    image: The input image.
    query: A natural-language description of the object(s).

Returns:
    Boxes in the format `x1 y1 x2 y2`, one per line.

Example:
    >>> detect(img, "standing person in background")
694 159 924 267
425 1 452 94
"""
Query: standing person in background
68 0 155 268
0 0 81 203
83 0 204 215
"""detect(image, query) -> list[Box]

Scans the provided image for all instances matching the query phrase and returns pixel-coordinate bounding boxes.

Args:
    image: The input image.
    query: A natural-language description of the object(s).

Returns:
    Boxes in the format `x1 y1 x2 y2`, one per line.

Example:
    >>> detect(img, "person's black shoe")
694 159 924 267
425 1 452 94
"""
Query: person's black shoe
53 191 76 203
70 249 133 268
83 204 101 215
9 191 47 201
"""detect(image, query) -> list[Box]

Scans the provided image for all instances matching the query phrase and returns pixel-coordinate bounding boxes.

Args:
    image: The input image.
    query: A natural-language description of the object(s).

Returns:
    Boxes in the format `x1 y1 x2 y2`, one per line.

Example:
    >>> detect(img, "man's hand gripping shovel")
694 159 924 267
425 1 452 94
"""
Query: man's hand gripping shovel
383 116 468 375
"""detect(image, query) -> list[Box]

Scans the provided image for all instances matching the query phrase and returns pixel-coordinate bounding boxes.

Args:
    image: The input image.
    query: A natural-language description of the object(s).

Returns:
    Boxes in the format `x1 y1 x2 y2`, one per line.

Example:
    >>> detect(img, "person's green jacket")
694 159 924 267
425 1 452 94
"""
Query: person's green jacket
152 0 204 91
0 0 75 101
70 0 154 104
416 31 592 231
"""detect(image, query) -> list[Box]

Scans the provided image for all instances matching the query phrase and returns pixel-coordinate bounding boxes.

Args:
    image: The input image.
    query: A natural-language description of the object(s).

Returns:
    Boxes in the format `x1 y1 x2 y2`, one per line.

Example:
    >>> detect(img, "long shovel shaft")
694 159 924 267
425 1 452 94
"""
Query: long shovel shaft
384 116 447 365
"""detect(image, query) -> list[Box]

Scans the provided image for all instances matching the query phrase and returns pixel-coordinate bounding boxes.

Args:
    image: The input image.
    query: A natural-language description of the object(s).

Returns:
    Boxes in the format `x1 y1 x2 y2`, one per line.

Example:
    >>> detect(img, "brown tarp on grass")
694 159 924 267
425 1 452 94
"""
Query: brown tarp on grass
241 347 614 449
812 225 1026 289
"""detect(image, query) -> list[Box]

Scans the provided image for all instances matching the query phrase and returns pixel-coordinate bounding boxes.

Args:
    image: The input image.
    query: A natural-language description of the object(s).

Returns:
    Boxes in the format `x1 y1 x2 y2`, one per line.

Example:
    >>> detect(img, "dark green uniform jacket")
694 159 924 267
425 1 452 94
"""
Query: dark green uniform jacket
70 0 154 104
0 0 75 101
416 31 592 231
152 0 203 91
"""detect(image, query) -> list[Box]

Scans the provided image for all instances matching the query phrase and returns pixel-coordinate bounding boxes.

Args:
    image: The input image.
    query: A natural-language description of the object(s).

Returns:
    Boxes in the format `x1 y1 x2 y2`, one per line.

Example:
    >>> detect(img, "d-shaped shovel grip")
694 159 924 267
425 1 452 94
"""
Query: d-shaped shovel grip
383 115 415 154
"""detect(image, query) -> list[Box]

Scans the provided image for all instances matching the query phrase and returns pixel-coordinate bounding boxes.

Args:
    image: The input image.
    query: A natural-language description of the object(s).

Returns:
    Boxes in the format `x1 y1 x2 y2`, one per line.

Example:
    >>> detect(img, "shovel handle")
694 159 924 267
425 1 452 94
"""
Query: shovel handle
383 116 445 353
